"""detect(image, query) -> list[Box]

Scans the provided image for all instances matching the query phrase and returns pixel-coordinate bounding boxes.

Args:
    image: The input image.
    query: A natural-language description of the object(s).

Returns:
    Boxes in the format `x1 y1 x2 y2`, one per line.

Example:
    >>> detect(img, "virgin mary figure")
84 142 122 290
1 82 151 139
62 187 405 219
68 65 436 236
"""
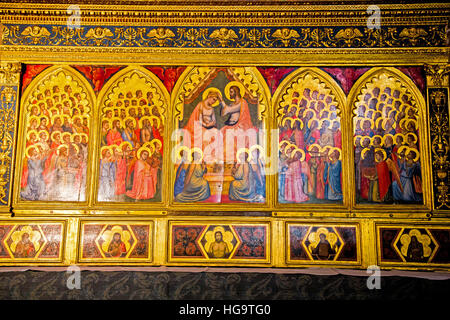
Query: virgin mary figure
183 88 222 151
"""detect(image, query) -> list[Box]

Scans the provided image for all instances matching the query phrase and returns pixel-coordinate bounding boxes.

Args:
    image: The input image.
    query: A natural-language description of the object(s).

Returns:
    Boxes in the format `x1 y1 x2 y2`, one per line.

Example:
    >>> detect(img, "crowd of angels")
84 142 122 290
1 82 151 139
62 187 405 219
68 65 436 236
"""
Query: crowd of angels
20 83 90 201
98 89 164 202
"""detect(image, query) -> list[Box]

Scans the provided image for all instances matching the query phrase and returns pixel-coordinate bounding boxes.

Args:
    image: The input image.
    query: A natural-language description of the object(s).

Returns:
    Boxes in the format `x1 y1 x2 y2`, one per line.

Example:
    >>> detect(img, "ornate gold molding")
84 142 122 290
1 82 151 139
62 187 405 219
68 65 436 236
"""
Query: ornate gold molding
0 61 20 209
0 62 21 85
425 64 450 87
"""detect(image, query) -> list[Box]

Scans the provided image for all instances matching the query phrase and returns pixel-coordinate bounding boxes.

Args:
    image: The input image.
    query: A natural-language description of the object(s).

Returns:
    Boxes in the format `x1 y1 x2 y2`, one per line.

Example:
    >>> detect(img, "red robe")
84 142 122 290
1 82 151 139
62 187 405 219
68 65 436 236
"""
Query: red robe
126 159 157 200
106 129 123 146
376 161 391 201
115 158 127 195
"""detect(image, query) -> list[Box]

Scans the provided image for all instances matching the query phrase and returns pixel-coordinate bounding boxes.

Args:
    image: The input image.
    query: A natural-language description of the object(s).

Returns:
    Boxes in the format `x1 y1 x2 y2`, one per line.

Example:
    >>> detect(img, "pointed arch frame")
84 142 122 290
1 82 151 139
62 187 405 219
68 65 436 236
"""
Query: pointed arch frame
168 66 273 211
12 65 97 210
271 67 350 212
346 67 432 212
91 65 171 210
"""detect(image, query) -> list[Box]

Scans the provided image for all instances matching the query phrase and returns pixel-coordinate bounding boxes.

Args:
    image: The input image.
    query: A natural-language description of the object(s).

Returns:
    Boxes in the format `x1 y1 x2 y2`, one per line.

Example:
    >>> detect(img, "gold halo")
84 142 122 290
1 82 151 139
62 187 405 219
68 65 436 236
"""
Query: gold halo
374 148 387 162
363 118 375 130
399 118 408 130
375 117 384 129
176 146 191 161
407 119 418 130
27 129 38 141
150 138 162 153
328 147 342 160
397 145 409 158
371 135 383 146
101 118 112 129
388 109 397 121
51 114 63 125
361 147 370 160
302 109 315 119
48 107 60 115
353 135 362 147
202 87 222 107
80 133 88 141
100 146 113 159
71 144 80 154
119 141 132 151
281 117 295 128
124 116 137 128
149 116 161 128
56 143 69 156
353 116 364 130
236 147 251 163
290 148 305 161
110 117 124 129
364 109 375 119
38 130 49 139
70 133 81 143
190 147 204 162
51 131 61 142
319 109 329 119
287 105 298 115
137 146 152 160
279 140 291 150
224 81 245 101
138 116 151 128
394 133 405 145
382 134 394 146
406 147 420 162
283 143 297 156
61 132 71 142
25 144 39 158
308 143 322 153
27 115 40 126
359 136 371 147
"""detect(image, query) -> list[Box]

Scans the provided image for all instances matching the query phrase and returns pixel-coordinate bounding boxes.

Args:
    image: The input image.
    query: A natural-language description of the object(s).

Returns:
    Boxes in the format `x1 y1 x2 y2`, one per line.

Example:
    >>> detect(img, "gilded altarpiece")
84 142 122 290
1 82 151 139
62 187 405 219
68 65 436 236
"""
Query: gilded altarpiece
0 1 449 270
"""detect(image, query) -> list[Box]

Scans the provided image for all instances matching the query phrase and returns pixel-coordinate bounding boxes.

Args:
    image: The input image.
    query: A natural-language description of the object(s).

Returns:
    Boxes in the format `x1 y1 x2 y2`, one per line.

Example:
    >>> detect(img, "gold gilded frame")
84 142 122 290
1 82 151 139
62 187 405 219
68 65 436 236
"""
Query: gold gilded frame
77 219 154 264
12 65 98 212
346 67 432 213
285 221 362 267
168 66 273 211
91 65 171 212
272 67 350 213
0 2 449 270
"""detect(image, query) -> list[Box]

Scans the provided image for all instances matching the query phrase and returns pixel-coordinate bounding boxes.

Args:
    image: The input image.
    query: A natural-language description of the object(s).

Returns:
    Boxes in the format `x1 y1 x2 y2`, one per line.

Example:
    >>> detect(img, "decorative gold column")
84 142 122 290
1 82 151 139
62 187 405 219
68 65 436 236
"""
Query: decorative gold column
0 62 21 213
424 64 450 212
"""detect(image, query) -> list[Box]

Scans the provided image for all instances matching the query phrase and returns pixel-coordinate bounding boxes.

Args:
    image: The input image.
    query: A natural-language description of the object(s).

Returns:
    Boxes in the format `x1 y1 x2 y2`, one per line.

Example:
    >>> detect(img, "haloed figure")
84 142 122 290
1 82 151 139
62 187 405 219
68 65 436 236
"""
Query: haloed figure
208 231 230 258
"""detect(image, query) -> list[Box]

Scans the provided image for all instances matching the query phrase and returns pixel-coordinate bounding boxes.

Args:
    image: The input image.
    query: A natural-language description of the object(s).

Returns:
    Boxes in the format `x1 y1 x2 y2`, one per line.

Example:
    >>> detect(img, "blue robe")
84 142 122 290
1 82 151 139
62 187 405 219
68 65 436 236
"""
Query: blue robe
174 162 187 197
324 160 343 201
99 160 116 201
20 158 46 201
393 162 422 202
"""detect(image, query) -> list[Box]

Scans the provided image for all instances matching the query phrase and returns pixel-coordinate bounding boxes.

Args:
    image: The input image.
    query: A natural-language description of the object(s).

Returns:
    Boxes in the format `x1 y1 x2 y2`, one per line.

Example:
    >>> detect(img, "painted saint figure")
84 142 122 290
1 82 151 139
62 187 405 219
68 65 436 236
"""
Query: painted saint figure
208 231 230 258
126 148 157 200
175 149 211 202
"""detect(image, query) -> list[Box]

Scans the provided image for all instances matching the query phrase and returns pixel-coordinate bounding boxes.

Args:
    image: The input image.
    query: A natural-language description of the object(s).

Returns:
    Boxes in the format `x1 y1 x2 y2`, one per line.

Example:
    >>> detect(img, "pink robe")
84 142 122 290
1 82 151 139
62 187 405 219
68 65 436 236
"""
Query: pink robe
284 160 309 202
126 159 157 200
107 129 123 146
115 158 127 195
